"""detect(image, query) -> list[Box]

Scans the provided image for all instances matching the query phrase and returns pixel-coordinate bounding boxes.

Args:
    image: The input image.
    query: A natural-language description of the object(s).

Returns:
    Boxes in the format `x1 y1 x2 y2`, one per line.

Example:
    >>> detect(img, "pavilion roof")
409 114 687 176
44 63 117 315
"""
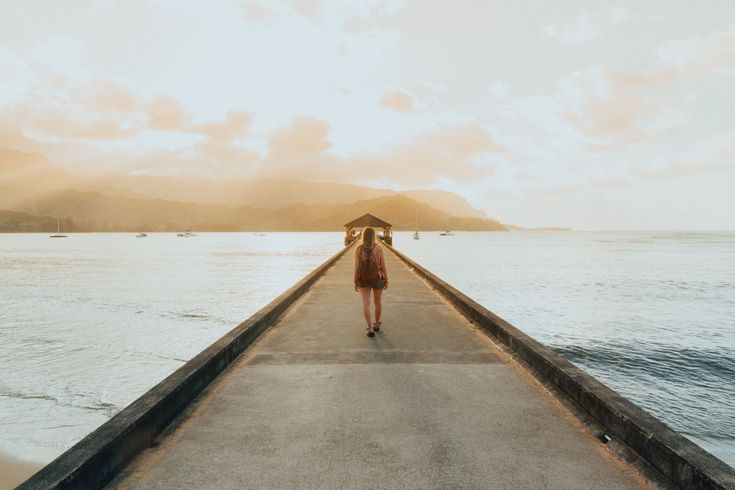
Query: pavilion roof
343 213 392 228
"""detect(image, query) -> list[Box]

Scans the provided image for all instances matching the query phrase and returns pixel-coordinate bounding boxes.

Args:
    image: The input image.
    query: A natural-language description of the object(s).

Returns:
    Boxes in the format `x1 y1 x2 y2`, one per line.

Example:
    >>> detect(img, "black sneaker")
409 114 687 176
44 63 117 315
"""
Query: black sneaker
373 322 381 332
367 330 375 337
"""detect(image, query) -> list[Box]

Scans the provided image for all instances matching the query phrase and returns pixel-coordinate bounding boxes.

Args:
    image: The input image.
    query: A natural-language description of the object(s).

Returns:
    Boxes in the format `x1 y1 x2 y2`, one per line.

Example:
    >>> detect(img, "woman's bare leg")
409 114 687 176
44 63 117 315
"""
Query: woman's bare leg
373 287 383 325
359 287 373 330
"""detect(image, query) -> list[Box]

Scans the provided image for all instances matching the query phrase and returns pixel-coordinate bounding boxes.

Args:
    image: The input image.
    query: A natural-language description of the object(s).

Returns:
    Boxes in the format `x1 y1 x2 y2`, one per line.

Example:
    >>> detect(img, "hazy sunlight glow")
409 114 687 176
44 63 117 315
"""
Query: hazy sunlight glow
0 0 734 229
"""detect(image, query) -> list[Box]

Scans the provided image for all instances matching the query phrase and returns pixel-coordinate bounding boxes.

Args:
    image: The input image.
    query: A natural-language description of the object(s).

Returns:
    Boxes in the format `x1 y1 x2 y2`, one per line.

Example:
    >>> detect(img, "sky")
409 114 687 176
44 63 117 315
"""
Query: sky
0 0 734 230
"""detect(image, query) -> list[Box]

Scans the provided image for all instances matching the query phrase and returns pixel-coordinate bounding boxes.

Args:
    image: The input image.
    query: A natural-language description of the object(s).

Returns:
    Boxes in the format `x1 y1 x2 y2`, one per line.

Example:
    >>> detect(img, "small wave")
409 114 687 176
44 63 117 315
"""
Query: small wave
651 231 732 240
18 336 62 346
160 309 230 326
181 312 209 319
553 342 735 381
552 341 735 450
84 401 120 415
1 389 121 417
160 309 212 321
0 391 59 403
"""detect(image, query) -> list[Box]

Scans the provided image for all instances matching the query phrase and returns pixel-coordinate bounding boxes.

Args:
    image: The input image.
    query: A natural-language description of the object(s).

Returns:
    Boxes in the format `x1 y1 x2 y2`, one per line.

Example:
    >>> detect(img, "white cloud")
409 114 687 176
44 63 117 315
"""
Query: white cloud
543 7 628 45
544 16 597 44
0 46 38 103
487 80 508 99
379 89 416 113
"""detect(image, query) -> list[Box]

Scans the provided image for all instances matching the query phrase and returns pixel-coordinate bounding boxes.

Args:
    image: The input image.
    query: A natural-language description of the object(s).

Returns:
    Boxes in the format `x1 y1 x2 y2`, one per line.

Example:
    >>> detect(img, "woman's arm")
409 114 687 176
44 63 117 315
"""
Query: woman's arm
353 245 361 290
379 246 388 283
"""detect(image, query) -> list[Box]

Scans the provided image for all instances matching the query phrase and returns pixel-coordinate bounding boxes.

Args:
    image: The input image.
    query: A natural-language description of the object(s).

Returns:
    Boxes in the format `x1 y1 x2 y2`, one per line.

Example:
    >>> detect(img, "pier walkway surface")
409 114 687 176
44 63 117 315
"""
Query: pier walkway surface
111 248 648 489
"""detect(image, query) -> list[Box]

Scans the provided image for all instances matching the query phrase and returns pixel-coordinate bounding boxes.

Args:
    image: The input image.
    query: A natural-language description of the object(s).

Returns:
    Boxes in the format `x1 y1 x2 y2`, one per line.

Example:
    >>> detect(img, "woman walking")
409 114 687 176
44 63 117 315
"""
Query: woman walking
354 227 389 337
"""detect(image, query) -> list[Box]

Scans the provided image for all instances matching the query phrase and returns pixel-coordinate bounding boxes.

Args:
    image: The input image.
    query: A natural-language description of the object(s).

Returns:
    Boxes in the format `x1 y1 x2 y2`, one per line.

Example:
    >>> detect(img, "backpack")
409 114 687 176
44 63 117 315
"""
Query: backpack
358 246 381 282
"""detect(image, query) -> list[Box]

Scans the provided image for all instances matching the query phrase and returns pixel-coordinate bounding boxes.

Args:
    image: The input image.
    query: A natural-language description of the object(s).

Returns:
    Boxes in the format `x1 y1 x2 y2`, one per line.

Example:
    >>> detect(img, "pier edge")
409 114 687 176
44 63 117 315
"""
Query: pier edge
384 241 735 489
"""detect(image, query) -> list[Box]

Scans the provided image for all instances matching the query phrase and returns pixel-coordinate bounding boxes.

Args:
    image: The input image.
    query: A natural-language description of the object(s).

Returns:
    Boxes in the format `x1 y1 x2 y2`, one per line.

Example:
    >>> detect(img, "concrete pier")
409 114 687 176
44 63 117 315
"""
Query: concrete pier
21 243 734 489
109 248 649 489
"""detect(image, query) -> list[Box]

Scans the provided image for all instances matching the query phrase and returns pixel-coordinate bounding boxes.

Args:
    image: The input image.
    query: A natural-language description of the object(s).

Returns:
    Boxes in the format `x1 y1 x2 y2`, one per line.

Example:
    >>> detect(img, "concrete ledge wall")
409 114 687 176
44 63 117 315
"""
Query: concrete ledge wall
19 242 355 490
385 243 735 489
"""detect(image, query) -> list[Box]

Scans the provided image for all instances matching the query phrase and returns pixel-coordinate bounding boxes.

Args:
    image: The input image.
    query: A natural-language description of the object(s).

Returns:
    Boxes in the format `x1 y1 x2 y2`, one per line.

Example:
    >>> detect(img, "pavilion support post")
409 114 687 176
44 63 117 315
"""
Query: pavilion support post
345 226 359 246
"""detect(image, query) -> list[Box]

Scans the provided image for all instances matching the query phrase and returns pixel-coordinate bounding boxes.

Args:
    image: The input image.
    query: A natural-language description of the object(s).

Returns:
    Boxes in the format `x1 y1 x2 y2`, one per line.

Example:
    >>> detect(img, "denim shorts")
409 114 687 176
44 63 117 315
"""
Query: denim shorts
358 278 385 290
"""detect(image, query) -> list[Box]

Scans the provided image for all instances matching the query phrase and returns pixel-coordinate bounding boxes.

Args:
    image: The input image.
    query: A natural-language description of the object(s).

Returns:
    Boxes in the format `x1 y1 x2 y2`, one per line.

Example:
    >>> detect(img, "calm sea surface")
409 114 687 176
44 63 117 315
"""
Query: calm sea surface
1 231 733 468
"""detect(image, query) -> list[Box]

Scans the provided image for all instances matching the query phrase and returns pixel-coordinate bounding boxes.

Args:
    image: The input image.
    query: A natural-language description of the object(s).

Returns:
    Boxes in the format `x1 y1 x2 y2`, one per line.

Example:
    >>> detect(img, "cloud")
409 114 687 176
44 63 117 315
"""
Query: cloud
353 123 501 184
521 137 735 200
200 111 252 139
0 78 262 177
70 81 142 114
543 16 597 45
259 117 504 185
559 21 735 146
146 96 188 131
4 98 141 142
487 80 507 99
191 112 259 175
267 117 332 162
561 69 666 144
0 46 39 103
379 89 416 113
1 70 504 185
290 0 321 19
654 23 735 77
241 3 268 23
632 159 735 183
259 117 345 182
543 7 627 45
239 0 322 23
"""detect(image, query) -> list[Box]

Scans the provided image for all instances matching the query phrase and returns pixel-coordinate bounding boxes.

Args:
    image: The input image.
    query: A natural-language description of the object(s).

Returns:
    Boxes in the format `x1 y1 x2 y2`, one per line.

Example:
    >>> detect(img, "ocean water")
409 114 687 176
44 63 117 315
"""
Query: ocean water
0 232 342 464
1 231 733 469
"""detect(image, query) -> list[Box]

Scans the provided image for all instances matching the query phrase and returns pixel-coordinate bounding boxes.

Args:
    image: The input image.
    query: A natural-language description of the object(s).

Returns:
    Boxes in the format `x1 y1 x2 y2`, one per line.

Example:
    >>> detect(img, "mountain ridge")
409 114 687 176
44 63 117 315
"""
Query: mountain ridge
0 146 511 231
0 146 488 219
1 190 506 232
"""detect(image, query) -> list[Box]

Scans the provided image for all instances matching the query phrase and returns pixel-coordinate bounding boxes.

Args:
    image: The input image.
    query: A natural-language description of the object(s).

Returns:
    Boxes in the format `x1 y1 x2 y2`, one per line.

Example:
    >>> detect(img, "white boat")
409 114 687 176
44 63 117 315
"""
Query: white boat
439 230 454 236
50 217 68 238
136 232 147 238
413 212 420 240
177 230 197 237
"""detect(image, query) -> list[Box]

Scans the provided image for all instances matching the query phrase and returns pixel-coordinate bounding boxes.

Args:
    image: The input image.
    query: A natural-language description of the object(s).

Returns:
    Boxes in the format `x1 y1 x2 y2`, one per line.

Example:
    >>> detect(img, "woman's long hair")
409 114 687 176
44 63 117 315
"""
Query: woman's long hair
361 227 376 249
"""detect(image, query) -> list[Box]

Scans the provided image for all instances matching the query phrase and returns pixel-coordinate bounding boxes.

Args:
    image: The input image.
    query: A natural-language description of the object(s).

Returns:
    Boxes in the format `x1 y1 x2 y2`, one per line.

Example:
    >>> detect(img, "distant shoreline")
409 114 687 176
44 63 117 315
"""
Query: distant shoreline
0 229 518 234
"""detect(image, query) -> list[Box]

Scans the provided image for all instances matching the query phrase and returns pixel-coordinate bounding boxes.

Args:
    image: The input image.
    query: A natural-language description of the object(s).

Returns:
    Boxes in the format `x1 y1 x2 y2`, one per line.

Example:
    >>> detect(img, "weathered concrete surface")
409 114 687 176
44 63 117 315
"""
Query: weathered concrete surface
111 249 649 489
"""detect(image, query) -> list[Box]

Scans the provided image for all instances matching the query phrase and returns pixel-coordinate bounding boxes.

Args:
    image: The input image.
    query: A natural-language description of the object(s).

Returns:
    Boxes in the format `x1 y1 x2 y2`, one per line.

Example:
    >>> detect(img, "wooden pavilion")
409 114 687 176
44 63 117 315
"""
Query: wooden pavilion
344 213 392 246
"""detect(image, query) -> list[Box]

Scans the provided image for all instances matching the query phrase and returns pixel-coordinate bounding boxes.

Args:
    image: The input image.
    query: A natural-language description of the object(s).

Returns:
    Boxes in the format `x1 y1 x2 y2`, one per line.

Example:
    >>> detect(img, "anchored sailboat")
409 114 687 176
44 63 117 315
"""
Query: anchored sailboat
413 211 420 240
50 217 68 238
